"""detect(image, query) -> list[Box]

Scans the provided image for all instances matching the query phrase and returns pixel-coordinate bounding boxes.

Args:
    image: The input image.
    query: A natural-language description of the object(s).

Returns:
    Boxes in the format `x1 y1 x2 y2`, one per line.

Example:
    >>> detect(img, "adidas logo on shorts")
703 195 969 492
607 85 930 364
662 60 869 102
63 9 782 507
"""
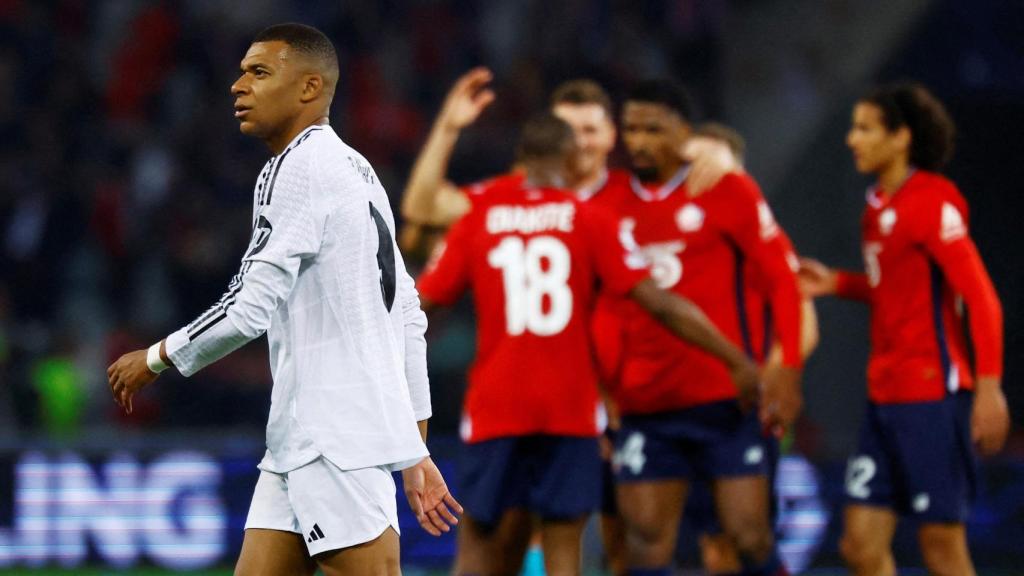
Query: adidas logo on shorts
307 523 326 543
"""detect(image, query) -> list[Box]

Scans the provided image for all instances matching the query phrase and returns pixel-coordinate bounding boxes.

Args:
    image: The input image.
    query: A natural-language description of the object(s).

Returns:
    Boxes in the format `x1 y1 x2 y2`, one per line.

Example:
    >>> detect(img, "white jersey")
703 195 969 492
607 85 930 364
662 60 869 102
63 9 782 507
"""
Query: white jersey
165 125 430 473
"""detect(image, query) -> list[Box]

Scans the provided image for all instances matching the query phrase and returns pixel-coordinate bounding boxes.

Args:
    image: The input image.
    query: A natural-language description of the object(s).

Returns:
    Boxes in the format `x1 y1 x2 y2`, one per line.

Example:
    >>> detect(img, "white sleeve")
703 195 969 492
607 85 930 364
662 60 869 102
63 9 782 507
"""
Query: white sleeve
165 159 323 376
399 252 432 421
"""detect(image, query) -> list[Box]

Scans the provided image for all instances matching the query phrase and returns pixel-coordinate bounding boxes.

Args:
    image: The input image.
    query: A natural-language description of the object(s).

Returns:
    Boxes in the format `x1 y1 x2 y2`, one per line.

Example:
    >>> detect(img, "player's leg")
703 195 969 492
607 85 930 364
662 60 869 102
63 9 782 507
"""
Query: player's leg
685 477 742 575
617 479 688 572
540 516 589 576
236 469 317 576
839 504 897 576
600 512 628 576
614 415 692 574
705 402 780 575
531 435 603 576
918 523 975 576
315 527 400 576
698 532 742 575
712 475 776 571
235 528 317 576
840 400 901 576
902 392 979 576
599 429 628 576
455 436 535 575
454 509 533 576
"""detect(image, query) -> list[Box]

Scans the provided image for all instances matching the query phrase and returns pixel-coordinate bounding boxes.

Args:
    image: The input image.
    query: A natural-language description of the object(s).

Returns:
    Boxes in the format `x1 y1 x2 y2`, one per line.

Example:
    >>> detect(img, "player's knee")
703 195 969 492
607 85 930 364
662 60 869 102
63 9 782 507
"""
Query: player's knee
625 522 675 565
727 522 772 563
840 529 886 570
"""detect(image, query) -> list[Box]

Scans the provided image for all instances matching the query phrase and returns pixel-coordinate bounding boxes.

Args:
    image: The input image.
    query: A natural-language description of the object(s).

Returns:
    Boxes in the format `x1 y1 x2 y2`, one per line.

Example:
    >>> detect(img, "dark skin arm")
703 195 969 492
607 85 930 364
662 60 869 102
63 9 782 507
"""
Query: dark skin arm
107 340 175 414
629 278 760 409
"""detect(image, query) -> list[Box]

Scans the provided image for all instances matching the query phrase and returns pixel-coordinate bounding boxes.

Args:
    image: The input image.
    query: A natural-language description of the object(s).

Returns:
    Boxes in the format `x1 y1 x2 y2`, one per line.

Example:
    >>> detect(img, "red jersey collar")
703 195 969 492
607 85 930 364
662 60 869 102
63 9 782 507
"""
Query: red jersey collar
629 165 690 202
866 167 919 208
576 168 609 202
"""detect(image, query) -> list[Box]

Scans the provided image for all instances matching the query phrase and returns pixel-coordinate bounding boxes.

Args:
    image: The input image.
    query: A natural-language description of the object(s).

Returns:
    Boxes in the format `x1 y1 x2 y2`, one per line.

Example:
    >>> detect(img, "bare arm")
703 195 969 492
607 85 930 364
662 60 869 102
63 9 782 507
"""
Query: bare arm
629 278 759 407
401 67 495 229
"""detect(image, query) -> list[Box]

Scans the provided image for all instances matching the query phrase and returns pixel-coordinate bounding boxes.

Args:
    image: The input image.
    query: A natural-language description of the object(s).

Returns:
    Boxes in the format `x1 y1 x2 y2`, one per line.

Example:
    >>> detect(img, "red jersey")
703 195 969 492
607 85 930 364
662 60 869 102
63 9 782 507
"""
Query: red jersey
835 170 1002 404
417 179 649 442
597 169 803 415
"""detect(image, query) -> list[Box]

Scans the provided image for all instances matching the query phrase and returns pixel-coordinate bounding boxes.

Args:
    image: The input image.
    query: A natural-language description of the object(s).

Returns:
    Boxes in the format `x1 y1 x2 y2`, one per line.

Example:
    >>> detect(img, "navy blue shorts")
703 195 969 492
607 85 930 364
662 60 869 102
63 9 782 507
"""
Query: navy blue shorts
683 433 780 535
845 391 977 523
459 435 601 527
614 401 769 483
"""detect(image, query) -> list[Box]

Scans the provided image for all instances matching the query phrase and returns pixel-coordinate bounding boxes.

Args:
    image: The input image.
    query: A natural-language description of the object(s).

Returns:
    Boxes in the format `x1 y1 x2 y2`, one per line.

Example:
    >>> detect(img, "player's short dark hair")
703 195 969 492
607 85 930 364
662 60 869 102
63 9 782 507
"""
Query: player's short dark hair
695 122 746 164
861 83 955 171
551 79 614 119
625 79 694 122
516 113 575 163
253 23 339 74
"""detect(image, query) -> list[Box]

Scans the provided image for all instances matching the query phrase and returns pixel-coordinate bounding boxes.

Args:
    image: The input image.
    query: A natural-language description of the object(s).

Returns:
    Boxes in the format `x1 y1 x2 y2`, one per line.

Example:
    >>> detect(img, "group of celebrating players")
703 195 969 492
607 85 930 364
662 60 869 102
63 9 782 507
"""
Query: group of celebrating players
104 23 1008 576
403 69 1008 576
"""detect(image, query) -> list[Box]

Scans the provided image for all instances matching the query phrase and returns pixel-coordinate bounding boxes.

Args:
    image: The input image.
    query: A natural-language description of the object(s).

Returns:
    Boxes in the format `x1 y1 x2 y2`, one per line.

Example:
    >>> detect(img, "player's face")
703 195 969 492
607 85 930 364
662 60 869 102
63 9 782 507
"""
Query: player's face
621 102 689 182
552 103 616 180
847 102 908 175
231 41 305 141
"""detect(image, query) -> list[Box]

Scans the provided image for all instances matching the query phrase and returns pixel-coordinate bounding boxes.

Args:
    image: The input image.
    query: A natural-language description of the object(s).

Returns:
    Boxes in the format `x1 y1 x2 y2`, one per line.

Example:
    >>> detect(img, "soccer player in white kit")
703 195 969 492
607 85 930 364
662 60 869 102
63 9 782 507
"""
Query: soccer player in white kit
106 23 461 575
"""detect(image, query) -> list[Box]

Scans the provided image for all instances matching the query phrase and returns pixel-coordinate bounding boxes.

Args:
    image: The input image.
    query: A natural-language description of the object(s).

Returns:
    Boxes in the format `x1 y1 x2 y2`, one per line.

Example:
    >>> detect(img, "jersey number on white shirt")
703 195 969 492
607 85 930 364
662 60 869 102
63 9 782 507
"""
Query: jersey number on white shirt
487 235 573 337
369 203 397 312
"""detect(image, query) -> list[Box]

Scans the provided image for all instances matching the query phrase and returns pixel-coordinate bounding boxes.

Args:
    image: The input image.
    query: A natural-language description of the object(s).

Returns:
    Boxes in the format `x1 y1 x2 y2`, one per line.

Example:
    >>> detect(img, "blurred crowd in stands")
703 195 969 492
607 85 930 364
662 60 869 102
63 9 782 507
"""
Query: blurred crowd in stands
0 0 725 437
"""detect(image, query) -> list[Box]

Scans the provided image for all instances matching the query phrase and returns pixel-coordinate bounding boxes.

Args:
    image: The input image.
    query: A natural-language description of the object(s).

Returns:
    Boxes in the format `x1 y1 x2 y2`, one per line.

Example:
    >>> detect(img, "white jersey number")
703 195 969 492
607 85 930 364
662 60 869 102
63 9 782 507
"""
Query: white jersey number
845 455 876 499
487 236 573 336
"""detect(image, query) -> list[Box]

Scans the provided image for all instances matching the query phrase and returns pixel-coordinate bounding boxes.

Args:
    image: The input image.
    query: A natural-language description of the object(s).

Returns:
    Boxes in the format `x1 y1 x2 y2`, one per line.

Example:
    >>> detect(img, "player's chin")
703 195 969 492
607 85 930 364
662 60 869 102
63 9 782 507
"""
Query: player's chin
236 119 261 136
853 158 875 174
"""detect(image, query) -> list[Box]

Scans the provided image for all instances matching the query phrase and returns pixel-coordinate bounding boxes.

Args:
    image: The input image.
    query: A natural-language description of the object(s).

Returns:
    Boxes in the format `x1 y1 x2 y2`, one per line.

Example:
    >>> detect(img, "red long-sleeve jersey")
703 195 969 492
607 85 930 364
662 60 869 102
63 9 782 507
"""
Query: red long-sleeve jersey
835 170 1003 403
597 169 803 415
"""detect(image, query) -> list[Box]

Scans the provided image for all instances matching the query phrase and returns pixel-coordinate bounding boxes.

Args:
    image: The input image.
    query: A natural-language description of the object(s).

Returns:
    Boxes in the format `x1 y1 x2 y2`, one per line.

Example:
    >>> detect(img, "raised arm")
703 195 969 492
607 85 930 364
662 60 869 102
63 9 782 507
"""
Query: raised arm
400 67 495 235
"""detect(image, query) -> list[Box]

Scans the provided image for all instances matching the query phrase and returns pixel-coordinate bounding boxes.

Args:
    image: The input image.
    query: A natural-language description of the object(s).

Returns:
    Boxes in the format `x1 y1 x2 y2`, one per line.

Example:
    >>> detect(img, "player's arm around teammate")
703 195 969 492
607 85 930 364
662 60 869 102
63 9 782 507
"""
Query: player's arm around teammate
799 83 1007 576
399 72 743 260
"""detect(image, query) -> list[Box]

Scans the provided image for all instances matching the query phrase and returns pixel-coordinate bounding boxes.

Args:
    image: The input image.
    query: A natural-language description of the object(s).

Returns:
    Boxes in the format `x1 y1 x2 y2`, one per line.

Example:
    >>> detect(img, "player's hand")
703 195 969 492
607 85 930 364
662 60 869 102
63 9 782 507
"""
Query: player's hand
797 257 838 297
402 457 463 536
760 364 803 437
438 67 496 132
972 377 1010 456
107 349 159 414
730 358 761 412
681 136 741 196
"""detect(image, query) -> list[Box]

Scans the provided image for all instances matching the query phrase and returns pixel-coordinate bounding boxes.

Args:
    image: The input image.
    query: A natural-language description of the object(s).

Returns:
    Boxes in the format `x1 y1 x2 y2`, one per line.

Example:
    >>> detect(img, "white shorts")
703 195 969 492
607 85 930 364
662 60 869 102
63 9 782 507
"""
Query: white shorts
244 457 400 556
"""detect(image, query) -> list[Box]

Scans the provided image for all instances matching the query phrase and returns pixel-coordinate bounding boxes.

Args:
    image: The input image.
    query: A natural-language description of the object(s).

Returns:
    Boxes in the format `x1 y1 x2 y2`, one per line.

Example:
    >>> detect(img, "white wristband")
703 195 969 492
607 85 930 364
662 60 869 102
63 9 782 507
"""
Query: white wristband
147 342 169 374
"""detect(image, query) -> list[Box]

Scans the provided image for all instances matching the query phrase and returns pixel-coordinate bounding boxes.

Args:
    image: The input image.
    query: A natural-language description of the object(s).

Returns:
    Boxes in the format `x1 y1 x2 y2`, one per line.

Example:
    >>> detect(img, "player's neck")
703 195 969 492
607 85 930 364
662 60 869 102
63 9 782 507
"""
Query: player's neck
655 160 686 185
877 160 911 197
267 116 330 155
524 171 566 189
572 166 608 193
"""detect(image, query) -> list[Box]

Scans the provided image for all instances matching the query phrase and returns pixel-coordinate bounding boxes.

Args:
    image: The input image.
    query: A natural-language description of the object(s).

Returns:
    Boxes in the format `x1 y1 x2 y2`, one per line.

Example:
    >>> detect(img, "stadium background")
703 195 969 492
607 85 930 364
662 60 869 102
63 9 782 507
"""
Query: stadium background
0 0 1021 573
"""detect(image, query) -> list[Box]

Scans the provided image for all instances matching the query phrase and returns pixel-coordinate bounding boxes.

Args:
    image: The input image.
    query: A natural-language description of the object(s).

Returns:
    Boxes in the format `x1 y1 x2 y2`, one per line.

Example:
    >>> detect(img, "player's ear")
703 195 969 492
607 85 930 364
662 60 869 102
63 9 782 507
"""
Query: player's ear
300 74 323 103
894 125 912 154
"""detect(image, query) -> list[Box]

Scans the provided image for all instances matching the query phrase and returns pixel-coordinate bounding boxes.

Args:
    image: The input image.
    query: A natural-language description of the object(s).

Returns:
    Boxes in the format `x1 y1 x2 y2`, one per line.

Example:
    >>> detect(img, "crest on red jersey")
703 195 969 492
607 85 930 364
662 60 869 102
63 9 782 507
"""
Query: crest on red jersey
675 203 705 232
879 208 897 236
